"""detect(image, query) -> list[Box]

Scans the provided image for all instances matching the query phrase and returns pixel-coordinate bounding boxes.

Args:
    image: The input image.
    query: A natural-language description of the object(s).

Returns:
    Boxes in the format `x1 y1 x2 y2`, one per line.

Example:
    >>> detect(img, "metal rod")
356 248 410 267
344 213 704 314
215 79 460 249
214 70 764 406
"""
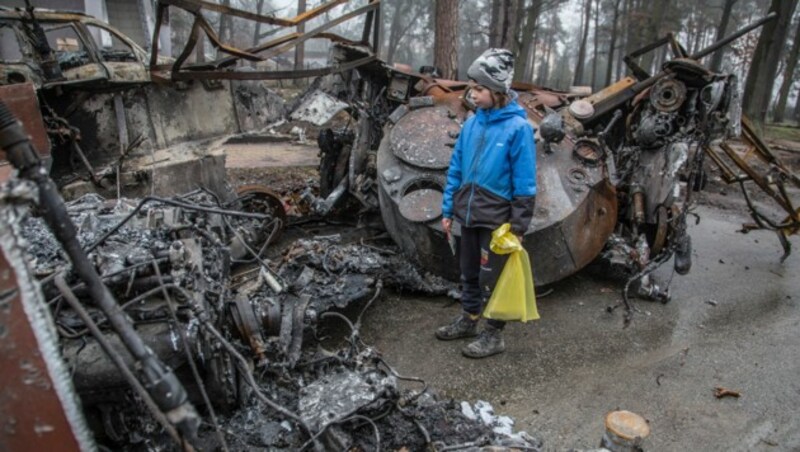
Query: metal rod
198 319 317 442
159 0 347 27
152 262 229 452
166 55 377 80
0 101 200 444
585 14 777 124
85 195 270 254
246 2 379 64
53 274 187 449
691 12 777 61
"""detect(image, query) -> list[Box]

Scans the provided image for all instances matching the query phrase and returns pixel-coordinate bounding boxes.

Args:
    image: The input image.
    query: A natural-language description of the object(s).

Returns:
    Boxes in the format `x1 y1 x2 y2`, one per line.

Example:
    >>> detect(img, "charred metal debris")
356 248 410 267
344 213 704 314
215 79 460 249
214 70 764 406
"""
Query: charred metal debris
0 100 542 450
0 4 538 449
284 11 798 326
148 0 380 82
7 1 795 321
0 1 798 448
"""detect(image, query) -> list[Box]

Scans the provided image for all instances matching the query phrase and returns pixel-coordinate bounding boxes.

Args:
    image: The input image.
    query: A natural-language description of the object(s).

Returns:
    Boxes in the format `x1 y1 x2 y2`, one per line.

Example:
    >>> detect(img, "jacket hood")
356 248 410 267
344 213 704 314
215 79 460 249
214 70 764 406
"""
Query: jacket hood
475 90 527 123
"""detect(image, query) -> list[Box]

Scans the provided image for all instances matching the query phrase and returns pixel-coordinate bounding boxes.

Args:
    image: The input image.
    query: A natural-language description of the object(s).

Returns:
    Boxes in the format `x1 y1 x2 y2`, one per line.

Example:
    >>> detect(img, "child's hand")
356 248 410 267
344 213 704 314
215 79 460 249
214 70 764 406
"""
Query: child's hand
442 218 452 236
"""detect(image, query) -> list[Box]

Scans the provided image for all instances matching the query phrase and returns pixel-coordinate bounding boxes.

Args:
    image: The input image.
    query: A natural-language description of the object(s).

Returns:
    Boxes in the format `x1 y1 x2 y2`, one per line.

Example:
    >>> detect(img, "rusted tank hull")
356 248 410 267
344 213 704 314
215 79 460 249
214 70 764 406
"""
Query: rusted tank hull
378 176 616 286
376 97 618 286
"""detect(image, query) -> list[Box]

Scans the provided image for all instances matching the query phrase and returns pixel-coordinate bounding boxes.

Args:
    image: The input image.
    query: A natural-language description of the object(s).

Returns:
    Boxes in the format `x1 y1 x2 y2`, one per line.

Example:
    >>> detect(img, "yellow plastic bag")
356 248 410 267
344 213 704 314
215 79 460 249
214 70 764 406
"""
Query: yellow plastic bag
483 223 540 322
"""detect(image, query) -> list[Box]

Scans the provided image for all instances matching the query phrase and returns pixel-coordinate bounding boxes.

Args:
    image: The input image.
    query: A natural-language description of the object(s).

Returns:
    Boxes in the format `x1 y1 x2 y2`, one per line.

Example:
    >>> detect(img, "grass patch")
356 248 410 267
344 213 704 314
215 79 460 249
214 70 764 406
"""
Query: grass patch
765 123 800 142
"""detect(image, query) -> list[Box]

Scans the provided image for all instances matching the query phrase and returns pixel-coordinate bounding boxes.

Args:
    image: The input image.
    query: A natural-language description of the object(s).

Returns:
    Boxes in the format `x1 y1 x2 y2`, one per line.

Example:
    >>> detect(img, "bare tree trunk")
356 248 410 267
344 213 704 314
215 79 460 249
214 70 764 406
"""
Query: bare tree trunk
253 0 265 47
512 0 526 55
539 21 555 85
195 34 205 63
774 18 800 123
501 0 519 49
690 10 703 56
252 0 265 67
537 28 549 84
218 0 231 41
590 2 599 89
516 0 542 82
388 4 425 64
624 0 644 57
294 0 306 72
743 0 799 129
606 0 622 85
434 0 459 79
640 0 669 72
617 0 631 80
385 2 406 62
488 0 518 49
553 46 570 89
528 18 538 81
794 87 800 122
701 26 712 53
217 0 232 59
573 0 592 86
709 0 736 72
489 0 502 47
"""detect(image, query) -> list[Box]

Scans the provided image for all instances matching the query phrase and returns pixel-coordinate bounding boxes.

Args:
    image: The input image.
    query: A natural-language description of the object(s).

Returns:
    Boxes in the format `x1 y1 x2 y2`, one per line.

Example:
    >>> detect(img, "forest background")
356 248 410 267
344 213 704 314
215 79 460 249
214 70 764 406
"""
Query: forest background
171 0 800 130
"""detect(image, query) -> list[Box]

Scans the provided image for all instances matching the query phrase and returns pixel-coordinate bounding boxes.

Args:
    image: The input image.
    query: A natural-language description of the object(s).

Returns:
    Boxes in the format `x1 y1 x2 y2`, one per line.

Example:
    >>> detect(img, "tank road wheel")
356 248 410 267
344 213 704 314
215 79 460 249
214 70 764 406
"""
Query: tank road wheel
236 184 287 235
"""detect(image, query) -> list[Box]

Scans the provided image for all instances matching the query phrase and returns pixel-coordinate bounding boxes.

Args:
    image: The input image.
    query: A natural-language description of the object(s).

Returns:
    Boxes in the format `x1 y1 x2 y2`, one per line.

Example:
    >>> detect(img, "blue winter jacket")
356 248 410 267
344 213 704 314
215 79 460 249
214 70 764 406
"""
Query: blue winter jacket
442 95 537 234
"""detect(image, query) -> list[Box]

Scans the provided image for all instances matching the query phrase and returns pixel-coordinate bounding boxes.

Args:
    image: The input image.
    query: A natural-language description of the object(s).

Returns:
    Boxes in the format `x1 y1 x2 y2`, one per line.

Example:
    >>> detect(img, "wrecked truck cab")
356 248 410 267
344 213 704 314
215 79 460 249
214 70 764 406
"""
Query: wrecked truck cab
0 7 153 88
0 7 287 203
0 19 44 87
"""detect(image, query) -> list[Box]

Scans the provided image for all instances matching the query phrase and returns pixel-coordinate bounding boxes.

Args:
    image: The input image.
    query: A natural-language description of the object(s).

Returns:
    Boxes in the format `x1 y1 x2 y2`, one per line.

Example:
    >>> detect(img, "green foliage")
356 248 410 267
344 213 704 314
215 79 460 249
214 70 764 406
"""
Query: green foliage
765 123 800 141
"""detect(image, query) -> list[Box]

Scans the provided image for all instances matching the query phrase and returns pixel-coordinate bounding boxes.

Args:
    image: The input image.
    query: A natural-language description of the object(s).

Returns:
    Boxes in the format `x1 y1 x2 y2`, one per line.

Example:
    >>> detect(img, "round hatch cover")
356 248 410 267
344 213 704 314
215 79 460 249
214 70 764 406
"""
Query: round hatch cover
398 188 443 223
573 139 605 165
569 100 595 119
390 107 461 169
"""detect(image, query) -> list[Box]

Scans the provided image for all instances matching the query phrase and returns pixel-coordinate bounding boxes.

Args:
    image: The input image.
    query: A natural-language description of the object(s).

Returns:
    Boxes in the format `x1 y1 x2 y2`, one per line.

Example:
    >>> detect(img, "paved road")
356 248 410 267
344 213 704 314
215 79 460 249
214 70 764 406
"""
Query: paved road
360 205 800 451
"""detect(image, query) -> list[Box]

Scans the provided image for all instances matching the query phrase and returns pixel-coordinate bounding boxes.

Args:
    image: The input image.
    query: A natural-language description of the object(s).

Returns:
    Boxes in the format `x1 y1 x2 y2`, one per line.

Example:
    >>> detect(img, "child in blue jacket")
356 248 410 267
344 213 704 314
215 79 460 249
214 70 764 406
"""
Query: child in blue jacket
438 48 537 358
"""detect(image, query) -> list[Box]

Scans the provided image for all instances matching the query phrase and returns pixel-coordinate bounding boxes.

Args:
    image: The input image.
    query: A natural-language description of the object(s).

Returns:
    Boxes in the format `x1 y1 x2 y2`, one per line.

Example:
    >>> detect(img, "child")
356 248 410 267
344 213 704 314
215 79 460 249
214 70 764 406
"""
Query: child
438 48 537 358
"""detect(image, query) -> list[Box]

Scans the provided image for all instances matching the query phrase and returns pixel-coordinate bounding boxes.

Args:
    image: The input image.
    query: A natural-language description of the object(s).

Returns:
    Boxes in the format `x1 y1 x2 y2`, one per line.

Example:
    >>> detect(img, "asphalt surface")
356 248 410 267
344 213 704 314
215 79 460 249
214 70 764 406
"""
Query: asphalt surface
359 205 800 451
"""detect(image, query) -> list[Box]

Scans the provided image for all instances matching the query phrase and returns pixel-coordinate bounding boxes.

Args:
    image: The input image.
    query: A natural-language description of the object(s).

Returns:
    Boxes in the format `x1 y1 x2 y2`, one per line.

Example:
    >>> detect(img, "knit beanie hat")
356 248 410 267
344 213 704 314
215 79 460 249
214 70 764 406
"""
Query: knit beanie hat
467 48 514 94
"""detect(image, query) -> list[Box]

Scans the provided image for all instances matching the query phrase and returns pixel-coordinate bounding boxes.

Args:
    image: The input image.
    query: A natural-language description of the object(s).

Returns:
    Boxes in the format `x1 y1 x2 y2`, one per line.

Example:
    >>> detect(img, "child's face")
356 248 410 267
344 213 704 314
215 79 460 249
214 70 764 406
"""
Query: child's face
469 83 495 110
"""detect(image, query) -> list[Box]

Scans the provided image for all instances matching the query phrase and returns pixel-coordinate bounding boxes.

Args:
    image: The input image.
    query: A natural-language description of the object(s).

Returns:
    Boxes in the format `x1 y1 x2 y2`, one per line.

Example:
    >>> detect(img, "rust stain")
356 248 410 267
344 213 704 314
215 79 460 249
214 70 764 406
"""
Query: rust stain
0 247 80 451
0 83 50 161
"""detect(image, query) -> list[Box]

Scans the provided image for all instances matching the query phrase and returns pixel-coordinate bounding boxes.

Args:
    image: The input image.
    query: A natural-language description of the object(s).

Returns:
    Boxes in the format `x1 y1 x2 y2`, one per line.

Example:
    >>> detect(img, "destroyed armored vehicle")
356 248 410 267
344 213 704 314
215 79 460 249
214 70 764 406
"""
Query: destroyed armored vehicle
306 13 799 304
4 1 796 303
0 1 798 449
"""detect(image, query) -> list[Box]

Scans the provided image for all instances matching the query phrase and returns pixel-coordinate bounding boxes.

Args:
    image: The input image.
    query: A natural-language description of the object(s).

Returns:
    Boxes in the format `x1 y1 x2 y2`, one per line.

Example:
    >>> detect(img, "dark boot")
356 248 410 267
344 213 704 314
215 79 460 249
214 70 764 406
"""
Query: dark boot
461 325 505 358
674 234 692 275
435 312 478 340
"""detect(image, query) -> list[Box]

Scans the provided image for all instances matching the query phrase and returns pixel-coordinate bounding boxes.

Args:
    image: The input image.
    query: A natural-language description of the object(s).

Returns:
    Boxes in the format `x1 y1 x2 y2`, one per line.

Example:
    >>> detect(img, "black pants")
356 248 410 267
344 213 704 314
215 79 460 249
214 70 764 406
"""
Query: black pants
459 226 507 329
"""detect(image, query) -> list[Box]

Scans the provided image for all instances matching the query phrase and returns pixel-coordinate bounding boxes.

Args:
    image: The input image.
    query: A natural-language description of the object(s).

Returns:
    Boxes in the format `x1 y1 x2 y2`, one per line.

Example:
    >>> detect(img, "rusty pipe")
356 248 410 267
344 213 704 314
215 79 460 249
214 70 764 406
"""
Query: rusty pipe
632 187 645 225
54 275 186 448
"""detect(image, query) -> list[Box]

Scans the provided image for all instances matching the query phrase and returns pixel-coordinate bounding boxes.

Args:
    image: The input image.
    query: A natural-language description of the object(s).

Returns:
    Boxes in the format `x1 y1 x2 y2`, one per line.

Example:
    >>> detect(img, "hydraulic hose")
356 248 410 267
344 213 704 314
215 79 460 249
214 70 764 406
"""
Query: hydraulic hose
0 100 200 444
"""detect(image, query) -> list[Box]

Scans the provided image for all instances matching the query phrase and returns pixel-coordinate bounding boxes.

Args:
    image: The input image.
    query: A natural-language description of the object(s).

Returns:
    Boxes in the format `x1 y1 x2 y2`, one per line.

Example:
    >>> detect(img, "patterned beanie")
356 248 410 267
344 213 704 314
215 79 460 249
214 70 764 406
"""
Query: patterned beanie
467 48 514 94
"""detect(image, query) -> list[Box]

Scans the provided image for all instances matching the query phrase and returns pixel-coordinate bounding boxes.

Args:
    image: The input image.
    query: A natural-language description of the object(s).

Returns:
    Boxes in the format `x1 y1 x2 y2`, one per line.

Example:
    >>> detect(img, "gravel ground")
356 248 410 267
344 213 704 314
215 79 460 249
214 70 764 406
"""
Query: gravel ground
220 133 800 451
